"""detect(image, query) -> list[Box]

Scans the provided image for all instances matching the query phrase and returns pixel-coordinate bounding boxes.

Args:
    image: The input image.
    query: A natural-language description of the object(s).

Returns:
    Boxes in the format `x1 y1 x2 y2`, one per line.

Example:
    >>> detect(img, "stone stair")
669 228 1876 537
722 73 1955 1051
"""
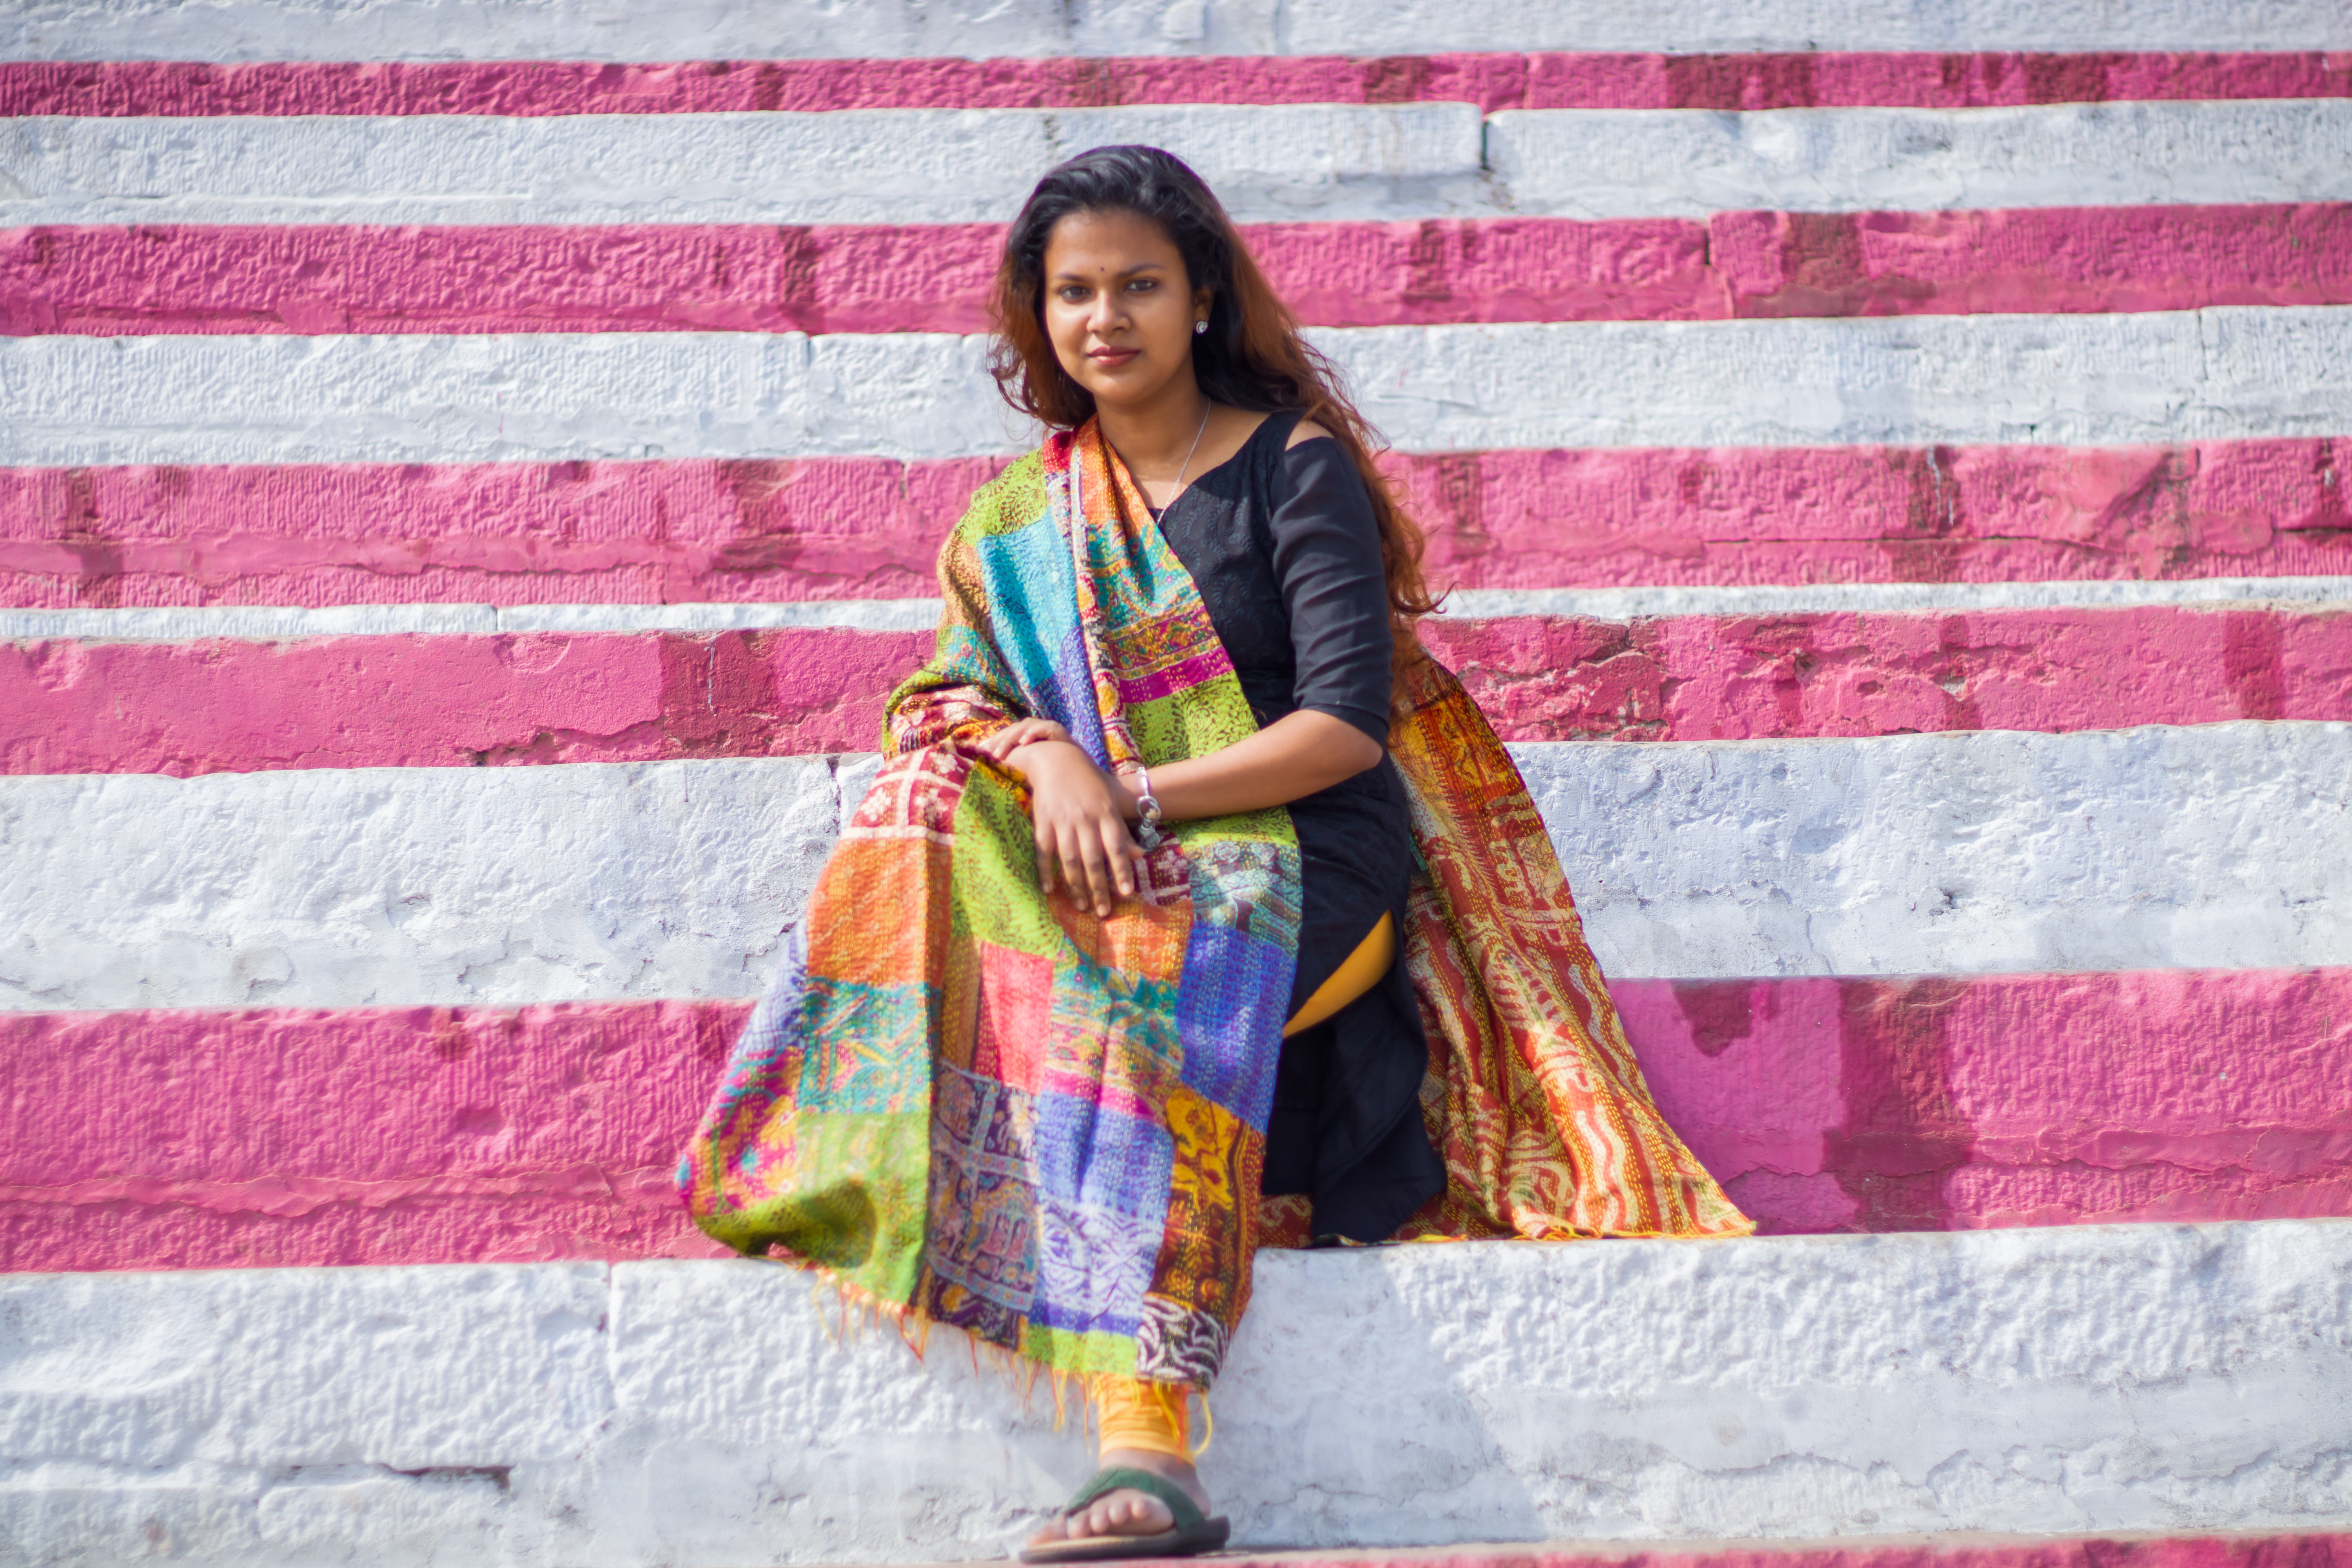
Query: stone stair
2 0 2350 1562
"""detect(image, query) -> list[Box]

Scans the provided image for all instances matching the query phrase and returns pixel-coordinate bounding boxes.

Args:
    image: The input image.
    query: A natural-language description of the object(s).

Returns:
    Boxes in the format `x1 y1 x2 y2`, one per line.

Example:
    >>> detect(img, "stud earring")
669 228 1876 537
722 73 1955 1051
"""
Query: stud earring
1193 319 1208 335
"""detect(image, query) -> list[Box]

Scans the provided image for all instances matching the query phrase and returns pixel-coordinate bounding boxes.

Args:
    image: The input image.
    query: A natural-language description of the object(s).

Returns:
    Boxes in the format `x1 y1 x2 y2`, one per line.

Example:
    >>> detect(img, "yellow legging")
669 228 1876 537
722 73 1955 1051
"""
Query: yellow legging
1096 911 1397 1458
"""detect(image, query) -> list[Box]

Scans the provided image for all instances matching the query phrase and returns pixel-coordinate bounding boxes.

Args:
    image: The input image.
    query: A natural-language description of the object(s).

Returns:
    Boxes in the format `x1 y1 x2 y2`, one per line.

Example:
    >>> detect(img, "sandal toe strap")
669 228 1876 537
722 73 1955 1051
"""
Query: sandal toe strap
1060 1465 1205 1530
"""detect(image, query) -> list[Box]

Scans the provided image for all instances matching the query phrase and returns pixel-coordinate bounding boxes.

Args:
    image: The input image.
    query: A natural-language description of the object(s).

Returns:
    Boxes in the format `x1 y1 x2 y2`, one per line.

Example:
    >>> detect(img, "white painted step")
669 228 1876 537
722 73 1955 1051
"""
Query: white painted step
7 99 2348 227
4 0 2341 62
3 1219 2348 1563
5 721 2350 1013
7 307 2351 468
13 573 2352 647
0 103 1490 227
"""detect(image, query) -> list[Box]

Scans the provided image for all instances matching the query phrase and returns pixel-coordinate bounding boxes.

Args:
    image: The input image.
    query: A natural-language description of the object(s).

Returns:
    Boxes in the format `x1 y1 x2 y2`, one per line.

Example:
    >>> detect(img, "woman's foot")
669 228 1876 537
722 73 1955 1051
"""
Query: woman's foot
1027 1448 1212 1545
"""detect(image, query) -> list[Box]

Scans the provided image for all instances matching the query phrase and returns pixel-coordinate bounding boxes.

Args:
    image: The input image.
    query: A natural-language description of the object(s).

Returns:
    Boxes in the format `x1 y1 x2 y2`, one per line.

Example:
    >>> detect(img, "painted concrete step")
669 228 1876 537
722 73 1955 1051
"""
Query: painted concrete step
6 53 2351 118
6 967 2347 1269
7 440 2347 610
1137 1541 2352 1568
6 597 2352 775
8 101 2351 228
4 0 2339 62
11 205 2348 338
5 722 2350 1014
2 1221 2346 1561
9 309 2352 470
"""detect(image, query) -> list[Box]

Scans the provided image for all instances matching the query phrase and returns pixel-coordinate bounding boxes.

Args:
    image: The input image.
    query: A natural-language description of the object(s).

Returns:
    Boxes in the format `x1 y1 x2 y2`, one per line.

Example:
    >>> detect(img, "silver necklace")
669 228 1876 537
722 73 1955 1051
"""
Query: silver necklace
1163 403 1212 506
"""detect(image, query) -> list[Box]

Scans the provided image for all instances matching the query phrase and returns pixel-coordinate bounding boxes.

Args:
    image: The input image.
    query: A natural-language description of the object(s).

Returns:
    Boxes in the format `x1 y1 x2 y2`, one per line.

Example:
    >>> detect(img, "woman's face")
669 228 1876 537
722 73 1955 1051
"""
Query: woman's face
1040 207 1213 412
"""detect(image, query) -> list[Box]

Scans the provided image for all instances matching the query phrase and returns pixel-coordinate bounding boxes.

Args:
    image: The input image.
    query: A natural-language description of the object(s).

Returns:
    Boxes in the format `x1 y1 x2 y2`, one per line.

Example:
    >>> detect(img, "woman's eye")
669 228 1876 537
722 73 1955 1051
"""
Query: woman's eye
1058 287 1089 303
1128 279 1156 292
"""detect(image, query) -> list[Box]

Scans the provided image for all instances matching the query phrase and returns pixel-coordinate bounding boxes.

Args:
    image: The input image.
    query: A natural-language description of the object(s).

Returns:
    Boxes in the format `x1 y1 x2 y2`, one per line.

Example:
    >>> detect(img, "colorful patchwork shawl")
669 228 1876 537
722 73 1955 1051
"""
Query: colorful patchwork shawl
679 418 1750 1388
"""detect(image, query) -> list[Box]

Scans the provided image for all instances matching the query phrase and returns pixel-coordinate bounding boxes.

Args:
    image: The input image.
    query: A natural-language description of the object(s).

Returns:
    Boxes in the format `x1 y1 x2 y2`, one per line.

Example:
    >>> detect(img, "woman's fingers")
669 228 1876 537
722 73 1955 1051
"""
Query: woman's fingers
1071 823 1114 915
1100 818 1139 898
1034 821 1058 894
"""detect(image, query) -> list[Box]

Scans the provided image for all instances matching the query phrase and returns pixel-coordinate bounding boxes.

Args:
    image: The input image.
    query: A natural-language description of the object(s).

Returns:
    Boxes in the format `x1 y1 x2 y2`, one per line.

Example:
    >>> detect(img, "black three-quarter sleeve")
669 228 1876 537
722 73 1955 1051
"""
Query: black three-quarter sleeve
1265 435 1394 746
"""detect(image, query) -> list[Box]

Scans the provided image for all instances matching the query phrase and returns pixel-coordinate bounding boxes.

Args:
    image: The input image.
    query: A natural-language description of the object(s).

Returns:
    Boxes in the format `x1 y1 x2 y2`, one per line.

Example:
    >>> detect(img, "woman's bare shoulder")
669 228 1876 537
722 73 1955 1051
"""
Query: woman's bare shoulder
1285 416 1337 449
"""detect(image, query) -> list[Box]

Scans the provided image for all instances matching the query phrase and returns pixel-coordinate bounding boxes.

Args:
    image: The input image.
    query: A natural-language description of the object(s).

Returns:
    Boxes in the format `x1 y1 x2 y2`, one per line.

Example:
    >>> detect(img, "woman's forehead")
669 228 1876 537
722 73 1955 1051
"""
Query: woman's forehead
1043 209 1182 275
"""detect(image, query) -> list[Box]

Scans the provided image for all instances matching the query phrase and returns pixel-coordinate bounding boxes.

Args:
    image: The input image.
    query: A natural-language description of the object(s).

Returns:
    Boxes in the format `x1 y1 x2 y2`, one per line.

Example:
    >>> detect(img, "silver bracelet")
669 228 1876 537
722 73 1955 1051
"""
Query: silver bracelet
1127 762 1164 851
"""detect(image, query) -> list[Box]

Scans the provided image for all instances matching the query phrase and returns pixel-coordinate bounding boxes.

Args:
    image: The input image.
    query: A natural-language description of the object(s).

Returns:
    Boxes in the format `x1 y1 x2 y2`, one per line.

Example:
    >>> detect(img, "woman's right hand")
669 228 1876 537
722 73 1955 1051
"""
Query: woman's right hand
974 716 1071 765
996 736 1144 916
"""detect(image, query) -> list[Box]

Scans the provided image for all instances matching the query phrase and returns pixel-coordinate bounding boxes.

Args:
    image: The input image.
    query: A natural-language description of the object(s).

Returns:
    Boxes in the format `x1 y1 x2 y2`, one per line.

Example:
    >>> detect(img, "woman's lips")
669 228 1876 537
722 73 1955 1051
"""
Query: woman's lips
1087 347 1140 366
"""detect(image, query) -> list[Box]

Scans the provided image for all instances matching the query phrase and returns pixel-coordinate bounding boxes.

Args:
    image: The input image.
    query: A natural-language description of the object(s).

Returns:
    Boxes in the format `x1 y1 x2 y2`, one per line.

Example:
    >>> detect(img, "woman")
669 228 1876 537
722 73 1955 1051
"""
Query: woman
679 145 1750 1561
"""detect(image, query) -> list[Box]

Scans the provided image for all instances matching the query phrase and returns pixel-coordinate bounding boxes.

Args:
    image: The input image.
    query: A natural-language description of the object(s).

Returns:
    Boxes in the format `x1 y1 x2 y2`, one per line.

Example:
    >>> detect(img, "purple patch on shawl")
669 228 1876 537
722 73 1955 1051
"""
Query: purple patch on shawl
1047 621 1112 767
1174 923 1291 1131
1027 1191 1159 1337
1032 1091 1175 1219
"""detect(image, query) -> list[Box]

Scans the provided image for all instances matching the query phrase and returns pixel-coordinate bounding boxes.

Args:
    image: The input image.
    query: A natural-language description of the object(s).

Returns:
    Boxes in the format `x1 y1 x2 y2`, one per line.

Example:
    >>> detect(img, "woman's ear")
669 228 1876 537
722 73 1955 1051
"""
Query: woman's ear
1193 287 1215 328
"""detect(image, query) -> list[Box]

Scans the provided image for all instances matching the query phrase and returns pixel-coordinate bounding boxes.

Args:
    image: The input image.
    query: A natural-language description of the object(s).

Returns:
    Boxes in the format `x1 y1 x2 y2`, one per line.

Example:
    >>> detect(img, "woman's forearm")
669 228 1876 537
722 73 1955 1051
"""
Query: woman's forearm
1140 708 1382 820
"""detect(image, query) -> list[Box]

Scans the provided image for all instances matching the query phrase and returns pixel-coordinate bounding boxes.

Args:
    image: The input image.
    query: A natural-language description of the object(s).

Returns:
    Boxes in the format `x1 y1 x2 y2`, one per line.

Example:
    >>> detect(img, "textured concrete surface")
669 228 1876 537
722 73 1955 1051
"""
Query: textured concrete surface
8 436 2350 611
3 1222 2350 1561
9 600 2352 775
9 308 2352 468
13 205 2351 339
6 723 2350 1013
5 101 2350 228
1488 102 2352 220
13 578 2352 646
0 756 844 1013
6 967 2349 1269
5 53 2350 118
0 103 1491 227
5 0 2345 60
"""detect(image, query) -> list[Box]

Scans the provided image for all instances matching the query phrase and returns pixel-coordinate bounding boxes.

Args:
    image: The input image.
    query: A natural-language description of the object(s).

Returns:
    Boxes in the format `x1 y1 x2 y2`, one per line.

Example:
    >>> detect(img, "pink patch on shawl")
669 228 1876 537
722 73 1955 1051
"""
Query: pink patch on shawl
1116 651 1234 707
971 941 1055 1093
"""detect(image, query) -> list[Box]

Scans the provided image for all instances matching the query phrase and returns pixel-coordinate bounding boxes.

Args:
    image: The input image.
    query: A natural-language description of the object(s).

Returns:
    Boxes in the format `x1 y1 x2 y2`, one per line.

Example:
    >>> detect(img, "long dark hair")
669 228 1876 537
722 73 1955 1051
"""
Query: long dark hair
988 144 1440 663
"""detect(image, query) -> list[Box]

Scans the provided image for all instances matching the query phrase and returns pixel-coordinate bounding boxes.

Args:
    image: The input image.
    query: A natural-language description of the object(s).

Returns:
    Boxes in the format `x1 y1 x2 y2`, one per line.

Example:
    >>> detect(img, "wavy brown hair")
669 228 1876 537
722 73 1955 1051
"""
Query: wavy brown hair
987 144 1441 665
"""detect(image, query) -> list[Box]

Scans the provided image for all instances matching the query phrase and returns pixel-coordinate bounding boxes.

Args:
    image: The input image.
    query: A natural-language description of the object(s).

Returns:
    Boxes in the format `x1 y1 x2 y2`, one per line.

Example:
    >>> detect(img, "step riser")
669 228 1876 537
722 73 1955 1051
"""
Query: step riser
4 1225 2347 1561
7 968 2348 1269
8 441 2347 609
13 206 2350 337
6 0 2341 61
6 724 2349 1015
9 53 2350 117
8 101 2349 228
9 310 2352 469
7 603 2350 777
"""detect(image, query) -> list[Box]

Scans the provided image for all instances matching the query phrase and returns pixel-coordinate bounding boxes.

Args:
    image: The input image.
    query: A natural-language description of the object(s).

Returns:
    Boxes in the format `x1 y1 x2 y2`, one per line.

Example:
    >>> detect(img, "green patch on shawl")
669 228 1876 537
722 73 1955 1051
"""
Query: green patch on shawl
1019 1321 1142 1378
695 1111 928 1304
952 771 1065 956
960 452 1049 541
1126 669 1261 769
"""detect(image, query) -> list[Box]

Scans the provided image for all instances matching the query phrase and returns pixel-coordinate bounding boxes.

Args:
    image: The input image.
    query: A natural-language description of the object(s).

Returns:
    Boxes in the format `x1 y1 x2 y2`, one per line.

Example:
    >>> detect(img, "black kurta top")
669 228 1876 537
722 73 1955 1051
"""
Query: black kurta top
1149 409 1446 1243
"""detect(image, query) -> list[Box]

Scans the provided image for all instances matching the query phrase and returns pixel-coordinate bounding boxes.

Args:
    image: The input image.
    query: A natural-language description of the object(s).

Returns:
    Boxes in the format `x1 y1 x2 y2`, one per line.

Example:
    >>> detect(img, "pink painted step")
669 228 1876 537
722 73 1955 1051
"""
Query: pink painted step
7 602 2350 776
8 206 2349 336
5 439 2346 612
1209 1537 2352 1568
3 52 2346 118
6 968 2348 1272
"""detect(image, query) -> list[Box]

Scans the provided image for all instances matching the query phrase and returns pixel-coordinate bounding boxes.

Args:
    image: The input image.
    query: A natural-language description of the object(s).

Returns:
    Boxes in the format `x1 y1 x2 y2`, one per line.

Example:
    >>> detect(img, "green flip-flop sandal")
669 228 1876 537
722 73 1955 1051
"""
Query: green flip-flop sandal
1016 1465 1232 1563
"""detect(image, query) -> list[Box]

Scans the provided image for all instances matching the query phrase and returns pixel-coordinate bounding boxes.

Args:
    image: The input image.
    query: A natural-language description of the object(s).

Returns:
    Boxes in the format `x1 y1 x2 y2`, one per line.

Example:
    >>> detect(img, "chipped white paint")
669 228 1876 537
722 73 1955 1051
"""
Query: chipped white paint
0 104 1489 227
2 0 2341 62
4 1221 2351 1562
0 757 841 1013
6 722 2349 1012
5 100 2350 227
1488 100 2352 219
0 599 954 644
13 575 2352 648
9 307 2352 468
